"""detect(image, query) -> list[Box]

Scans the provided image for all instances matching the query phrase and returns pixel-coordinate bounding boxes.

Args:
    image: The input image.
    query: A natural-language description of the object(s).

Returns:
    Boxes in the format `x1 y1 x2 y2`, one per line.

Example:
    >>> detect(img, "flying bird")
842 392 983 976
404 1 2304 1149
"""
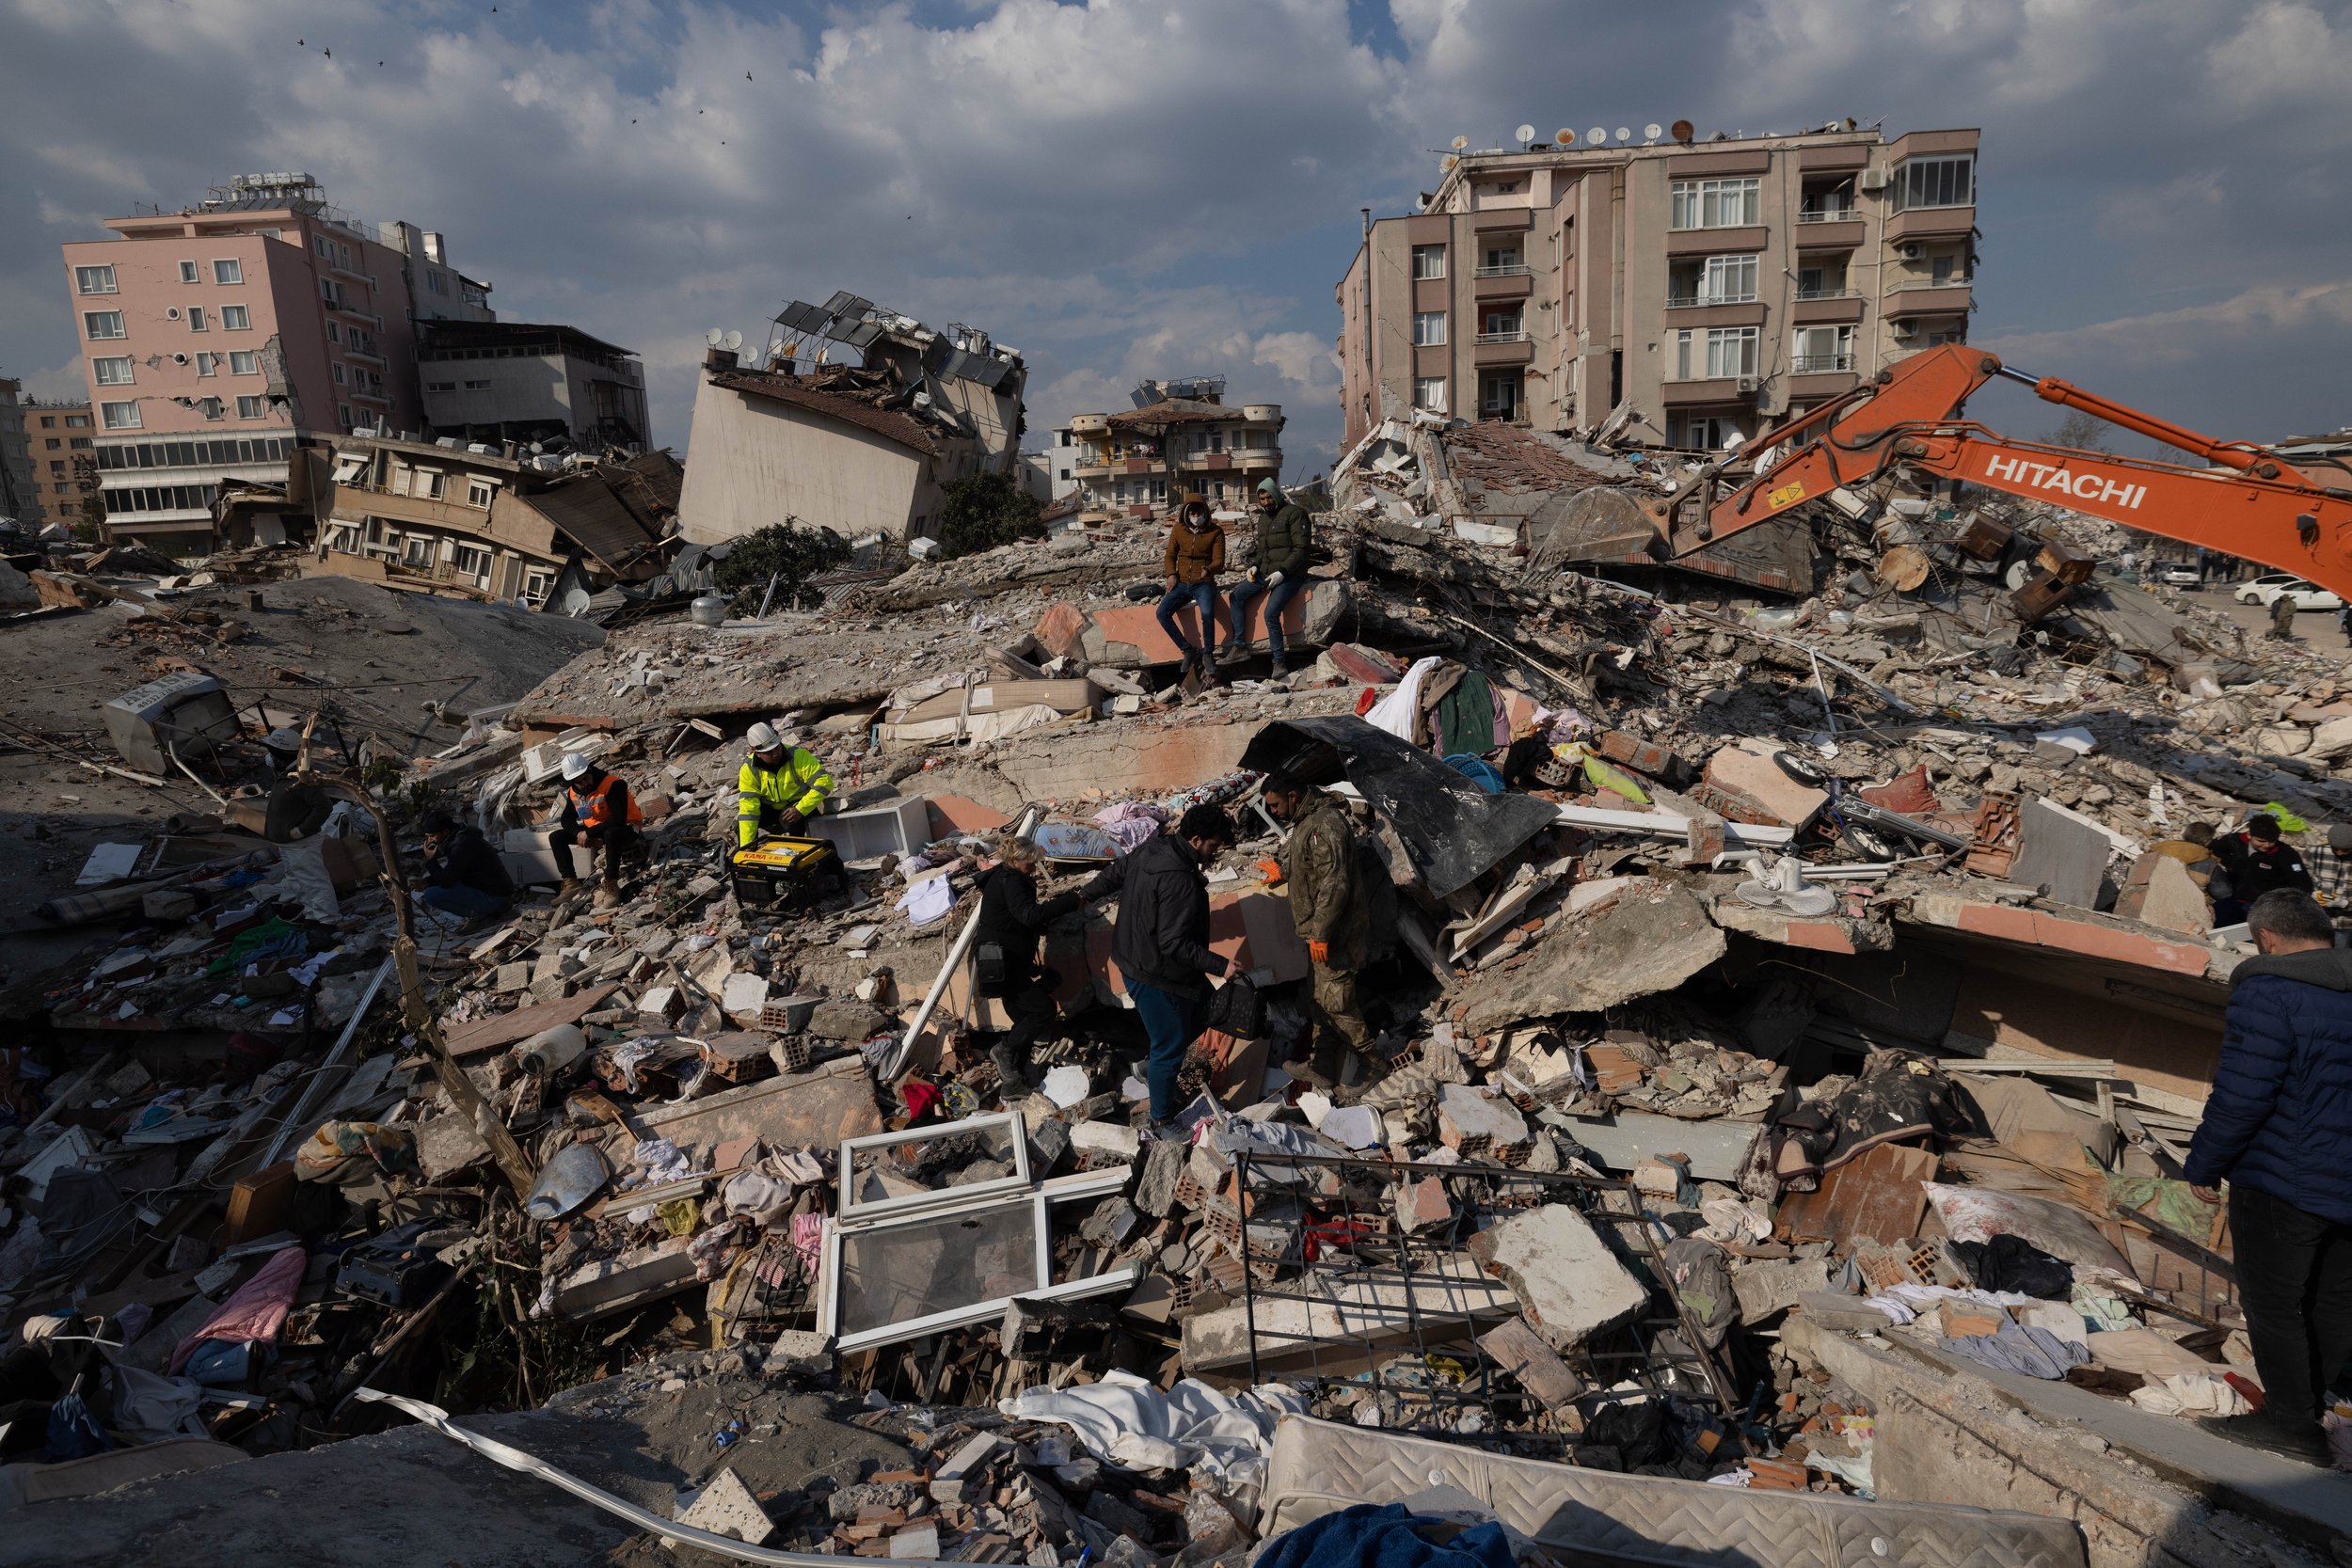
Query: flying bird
323 47 331 57
297 36 304 44
746 71 754 80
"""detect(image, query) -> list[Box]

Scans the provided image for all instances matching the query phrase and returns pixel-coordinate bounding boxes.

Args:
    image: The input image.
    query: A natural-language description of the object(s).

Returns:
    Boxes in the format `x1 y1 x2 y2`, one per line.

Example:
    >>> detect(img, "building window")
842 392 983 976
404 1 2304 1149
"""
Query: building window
332 362 346 386
1479 307 1524 341
462 378 490 390
187 306 208 332
467 479 495 508
236 395 267 419
198 397 224 421
1677 415 1740 451
84 310 126 340
338 402 355 427
1413 376 1447 413
214 259 244 284
1700 254 1757 304
403 535 437 569
195 353 216 377
521 567 553 607
230 350 259 375
1479 372 1520 419
326 321 342 344
221 305 251 330
175 260 200 283
75 265 118 294
453 544 492 578
1670 177 1760 230
1673 326 1760 379
425 380 455 392
326 523 360 554
313 234 332 259
1891 155 1974 213
1411 245 1447 280
427 269 447 295
1793 325 1854 372
1412 310 1447 346
1481 245 1522 273
416 469 444 499
93 356 135 386
101 401 141 430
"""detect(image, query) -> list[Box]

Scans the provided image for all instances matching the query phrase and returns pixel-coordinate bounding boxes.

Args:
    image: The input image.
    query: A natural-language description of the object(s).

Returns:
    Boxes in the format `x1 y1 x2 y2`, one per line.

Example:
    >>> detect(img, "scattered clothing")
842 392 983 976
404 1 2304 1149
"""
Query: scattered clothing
1256 1502 1515 1568
1002 1368 1304 1491
168 1245 307 1375
1949 1235 2074 1299
1940 1316 2090 1380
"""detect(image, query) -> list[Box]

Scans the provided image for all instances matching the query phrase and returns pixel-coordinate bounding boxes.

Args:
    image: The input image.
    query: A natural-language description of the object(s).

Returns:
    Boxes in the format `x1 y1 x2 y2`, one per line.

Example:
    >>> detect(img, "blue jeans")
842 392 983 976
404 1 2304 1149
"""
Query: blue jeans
419 884 510 920
1154 579 1222 657
1130 981 1204 1124
1227 575 1303 658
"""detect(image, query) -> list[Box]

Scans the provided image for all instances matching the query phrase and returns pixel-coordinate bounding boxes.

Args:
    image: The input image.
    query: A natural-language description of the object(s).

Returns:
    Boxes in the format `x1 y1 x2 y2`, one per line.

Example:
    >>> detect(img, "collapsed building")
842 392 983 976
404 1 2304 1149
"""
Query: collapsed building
0 431 2347 1566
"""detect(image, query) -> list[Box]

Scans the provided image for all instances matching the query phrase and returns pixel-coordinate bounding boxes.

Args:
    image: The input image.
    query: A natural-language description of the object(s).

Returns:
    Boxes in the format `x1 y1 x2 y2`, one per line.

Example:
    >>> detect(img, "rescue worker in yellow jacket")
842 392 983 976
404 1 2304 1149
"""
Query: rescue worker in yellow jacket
737 722 834 849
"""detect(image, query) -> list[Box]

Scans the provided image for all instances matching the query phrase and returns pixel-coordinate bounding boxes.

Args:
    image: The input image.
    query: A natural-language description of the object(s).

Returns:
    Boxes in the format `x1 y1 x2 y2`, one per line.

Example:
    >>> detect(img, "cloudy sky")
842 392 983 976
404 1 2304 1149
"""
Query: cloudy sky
6 0 2349 474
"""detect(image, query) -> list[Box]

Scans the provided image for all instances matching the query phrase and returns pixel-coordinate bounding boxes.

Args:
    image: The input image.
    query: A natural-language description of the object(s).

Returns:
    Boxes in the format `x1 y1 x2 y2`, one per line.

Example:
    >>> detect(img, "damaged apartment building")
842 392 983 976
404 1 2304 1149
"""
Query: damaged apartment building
1044 377 1287 524
675 292 1026 548
1337 119 1978 450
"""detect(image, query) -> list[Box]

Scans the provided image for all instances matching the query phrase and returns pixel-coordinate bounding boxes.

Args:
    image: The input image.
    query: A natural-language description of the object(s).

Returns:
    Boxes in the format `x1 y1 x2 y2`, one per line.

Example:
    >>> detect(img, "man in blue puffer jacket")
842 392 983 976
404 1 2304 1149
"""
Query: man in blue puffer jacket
2185 889 2352 1465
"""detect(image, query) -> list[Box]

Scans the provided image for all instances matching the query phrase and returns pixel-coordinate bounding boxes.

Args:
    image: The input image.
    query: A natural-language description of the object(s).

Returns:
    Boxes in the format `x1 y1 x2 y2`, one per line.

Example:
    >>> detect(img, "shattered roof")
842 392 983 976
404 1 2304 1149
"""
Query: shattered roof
525 454 679 570
1443 423 1613 504
1106 400 1262 431
707 369 939 457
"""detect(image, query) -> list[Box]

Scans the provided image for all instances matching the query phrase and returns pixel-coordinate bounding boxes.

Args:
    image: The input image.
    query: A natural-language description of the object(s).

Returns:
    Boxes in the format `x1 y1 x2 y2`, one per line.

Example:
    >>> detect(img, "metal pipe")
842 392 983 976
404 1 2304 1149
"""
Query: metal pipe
878 804 1039 1082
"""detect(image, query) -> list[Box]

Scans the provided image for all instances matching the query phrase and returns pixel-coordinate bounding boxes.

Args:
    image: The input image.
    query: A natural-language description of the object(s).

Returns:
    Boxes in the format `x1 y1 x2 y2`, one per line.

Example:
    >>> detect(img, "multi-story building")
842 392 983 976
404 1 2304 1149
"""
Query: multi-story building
416 320 650 452
58 172 495 555
0 380 38 530
1065 379 1284 523
1335 122 1979 451
14 397 96 534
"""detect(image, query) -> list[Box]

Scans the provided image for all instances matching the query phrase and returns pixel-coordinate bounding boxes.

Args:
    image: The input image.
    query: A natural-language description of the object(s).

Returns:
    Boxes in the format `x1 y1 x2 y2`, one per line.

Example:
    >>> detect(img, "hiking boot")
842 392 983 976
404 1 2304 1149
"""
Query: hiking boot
1331 1049 1394 1106
990 1039 1033 1097
1268 657 1290 679
557 877 583 899
593 879 622 911
1284 1056 1338 1093
2197 1414 2334 1465
1217 643 1248 667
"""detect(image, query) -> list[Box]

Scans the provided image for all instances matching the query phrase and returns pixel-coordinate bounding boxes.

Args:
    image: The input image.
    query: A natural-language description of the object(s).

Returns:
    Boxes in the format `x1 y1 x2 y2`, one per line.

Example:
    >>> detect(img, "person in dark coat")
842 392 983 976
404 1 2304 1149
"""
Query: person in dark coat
1076 804 1239 1130
971 834 1084 1096
2185 889 2352 1465
2211 813 2313 925
415 810 515 926
1223 479 1312 677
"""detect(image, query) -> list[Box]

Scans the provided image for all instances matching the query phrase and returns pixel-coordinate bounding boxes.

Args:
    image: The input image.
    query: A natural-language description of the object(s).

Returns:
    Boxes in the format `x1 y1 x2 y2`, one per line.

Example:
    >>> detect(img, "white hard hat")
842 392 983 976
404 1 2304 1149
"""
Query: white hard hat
747 721 783 752
263 727 303 752
560 752 593 782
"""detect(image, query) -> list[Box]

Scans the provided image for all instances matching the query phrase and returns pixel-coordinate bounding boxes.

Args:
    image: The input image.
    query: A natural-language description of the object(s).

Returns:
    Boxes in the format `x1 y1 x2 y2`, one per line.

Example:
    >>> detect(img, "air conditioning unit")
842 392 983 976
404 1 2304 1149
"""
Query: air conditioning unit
1857 165 1891 192
1896 242 1922 261
1736 375 1760 394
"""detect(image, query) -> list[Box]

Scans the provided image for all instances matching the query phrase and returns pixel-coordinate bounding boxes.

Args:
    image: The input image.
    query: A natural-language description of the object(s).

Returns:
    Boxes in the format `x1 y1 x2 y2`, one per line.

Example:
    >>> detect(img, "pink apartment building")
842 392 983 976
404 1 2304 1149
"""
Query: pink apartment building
60 172 493 553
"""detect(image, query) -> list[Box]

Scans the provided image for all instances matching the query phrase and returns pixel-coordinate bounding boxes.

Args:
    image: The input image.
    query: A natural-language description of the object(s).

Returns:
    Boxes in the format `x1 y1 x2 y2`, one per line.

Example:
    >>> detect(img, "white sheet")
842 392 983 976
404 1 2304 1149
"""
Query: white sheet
1362 656 1444 741
1001 1369 1305 1489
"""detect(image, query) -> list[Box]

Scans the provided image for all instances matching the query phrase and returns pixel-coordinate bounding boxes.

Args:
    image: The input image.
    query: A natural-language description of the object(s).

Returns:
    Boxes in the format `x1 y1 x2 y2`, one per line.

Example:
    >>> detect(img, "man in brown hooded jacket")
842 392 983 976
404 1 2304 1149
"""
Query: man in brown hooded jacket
1155 492 1227 683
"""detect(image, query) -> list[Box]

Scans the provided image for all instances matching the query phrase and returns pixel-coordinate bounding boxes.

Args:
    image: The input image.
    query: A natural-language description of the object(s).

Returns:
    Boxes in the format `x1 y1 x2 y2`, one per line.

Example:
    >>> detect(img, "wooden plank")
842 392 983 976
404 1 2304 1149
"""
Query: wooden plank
441 983 618 1058
1830 1143 1937 1249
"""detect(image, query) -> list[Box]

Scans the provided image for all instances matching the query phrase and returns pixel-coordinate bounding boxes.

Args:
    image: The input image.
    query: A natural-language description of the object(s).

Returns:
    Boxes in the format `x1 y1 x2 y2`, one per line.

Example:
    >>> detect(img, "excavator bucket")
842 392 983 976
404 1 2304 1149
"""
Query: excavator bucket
1527 485 1677 568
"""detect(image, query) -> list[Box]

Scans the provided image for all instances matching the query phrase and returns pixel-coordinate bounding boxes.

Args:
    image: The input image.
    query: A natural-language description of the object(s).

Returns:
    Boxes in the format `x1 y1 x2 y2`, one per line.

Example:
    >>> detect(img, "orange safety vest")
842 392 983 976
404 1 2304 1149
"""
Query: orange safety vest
567 773 644 831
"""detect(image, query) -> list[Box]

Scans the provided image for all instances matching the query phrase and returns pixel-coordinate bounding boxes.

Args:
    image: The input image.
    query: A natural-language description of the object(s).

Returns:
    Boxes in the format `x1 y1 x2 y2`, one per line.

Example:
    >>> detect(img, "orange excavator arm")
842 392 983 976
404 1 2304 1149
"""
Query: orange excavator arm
1645 343 2352 601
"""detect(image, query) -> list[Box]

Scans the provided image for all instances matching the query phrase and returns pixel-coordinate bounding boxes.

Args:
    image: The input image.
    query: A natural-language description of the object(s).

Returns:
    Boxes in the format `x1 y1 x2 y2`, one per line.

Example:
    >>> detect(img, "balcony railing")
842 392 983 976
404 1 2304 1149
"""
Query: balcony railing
1474 329 1530 344
1894 276 1974 290
1796 205 1857 223
1791 354 1855 372
1793 287 1854 301
1474 263 1530 277
1664 293 1757 309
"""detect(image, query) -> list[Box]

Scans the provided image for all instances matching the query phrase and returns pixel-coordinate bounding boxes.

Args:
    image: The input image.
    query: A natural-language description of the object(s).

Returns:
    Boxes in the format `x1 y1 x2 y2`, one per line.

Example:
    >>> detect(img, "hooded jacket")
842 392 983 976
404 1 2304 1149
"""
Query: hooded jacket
1250 488 1312 580
2185 945 2352 1223
1279 791 1369 968
1079 832 1222 999
1163 514 1227 585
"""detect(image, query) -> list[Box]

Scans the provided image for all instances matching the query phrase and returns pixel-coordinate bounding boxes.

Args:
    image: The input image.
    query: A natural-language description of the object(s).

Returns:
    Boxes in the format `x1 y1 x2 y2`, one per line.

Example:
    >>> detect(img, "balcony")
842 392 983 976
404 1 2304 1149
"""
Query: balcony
1661 376 1753 406
1794 216 1867 252
1796 205 1857 225
1791 291 1865 325
1472 267 1533 299
1884 279 1974 318
1791 354 1854 373
1473 329 1528 343
1666 224 1766 256
1665 293 1757 309
1886 204 1974 245
1471 332 1534 366
1793 286 1853 301
1473 262 1530 277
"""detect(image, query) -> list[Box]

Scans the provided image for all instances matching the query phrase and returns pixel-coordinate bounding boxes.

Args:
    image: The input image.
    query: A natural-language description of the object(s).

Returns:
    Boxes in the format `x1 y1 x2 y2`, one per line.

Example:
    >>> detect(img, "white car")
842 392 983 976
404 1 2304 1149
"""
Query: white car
2235 574 2344 611
2153 562 2201 587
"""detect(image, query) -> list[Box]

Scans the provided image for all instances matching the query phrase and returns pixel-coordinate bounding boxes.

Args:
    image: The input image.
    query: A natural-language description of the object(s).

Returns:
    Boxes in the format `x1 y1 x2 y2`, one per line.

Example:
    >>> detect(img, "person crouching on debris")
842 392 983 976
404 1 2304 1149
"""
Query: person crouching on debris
736 721 834 848
2272 591 2298 641
1261 770 1382 1096
2185 889 2352 1467
1226 478 1312 678
1155 493 1227 686
556 752 642 908
2212 812 2313 926
416 809 515 927
260 727 333 844
972 834 1086 1095
1077 804 1240 1134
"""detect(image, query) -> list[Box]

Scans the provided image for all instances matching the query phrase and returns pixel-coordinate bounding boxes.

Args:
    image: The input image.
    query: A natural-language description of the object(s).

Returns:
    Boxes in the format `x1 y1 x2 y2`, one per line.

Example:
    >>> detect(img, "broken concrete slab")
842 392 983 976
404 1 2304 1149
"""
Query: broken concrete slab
2012 799 2113 910
1454 881 1725 1034
1730 1258 1833 1323
674 1465 774 1546
629 1055 882 1165
2111 850 2210 936
1465 1204 1648 1353
1698 743 1828 831
1476 1315 1585 1408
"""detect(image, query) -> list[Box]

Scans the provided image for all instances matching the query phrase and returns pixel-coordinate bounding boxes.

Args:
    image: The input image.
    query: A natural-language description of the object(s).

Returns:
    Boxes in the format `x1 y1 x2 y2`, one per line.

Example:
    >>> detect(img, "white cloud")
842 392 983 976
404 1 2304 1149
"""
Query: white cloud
1979 279 2352 367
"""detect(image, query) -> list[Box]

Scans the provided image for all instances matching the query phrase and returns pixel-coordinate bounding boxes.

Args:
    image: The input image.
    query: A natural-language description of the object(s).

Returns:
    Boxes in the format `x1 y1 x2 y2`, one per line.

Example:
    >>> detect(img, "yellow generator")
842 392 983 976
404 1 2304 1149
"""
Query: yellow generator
728 836 846 911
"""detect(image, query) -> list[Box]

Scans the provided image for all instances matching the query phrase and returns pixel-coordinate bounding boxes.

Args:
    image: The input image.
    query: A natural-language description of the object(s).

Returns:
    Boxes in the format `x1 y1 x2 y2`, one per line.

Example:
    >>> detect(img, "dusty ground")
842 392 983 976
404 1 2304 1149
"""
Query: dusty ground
0 576 603 944
2199 578 2352 656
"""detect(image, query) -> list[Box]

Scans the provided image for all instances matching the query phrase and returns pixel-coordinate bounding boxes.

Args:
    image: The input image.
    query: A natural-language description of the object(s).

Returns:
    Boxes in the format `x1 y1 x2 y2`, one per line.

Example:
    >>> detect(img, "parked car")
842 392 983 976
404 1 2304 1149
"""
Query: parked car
2153 562 2201 587
2235 573 2344 610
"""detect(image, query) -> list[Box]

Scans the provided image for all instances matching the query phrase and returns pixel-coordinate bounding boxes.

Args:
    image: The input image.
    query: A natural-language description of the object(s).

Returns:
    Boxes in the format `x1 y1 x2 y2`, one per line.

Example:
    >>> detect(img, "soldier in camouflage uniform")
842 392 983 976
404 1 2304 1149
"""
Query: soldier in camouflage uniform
1262 770 1380 1095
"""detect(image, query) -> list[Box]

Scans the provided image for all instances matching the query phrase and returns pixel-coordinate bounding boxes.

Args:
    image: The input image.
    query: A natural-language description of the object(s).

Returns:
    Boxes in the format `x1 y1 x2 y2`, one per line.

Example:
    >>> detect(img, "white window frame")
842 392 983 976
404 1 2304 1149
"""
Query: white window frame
1705 325 1759 378
1670 177 1761 230
84 310 126 340
92 356 135 387
415 468 445 499
326 523 361 555
520 567 554 607
1700 254 1758 305
177 261 200 284
230 350 260 375
326 320 342 344
101 401 142 430
213 258 244 285
187 306 208 332
221 305 251 331
1892 155 1974 214
1411 244 1447 280
1792 325 1854 372
331 362 346 385
1412 310 1447 347
75 264 119 295
338 402 355 428
195 353 216 377
1413 376 1447 413
236 395 267 419
466 478 496 508
402 535 438 569
198 397 225 421
452 544 493 579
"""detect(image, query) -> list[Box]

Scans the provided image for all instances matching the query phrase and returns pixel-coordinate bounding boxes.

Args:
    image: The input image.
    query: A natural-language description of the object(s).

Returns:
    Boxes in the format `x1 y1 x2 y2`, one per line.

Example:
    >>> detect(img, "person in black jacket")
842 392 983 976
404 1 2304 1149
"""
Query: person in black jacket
973 834 1084 1095
2212 813 2314 925
1075 804 1240 1130
416 810 515 926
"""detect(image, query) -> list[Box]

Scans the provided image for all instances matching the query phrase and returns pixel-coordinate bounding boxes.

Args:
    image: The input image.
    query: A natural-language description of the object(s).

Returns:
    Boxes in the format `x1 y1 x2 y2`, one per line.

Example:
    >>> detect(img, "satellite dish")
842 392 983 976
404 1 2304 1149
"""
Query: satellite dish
1644 122 1663 140
1670 119 1695 144
1585 126 1606 146
1451 135 1469 150
1442 156 1457 169
705 328 723 346
723 330 743 351
1613 126 1631 143
1514 123 1535 144
1554 128 1575 145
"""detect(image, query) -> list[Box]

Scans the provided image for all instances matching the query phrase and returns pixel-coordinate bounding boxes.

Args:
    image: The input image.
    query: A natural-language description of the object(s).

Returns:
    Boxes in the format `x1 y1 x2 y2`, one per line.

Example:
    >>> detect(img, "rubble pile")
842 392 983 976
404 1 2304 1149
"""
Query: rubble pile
2 459 2345 1554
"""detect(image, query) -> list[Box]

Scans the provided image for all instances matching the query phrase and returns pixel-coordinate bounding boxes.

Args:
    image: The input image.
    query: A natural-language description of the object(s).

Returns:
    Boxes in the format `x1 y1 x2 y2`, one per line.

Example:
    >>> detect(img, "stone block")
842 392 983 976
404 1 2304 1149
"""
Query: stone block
1395 1175 1453 1233
1729 1257 1831 1323
1700 743 1827 830
675 1466 773 1546
806 998 893 1041
1477 1314 1585 1407
1135 1137 1186 1218
1465 1204 1648 1352
2112 850 2210 936
930 1431 1003 1503
1070 1120 1140 1162
2012 799 2112 909
494 961 532 993
1436 1084 1528 1156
